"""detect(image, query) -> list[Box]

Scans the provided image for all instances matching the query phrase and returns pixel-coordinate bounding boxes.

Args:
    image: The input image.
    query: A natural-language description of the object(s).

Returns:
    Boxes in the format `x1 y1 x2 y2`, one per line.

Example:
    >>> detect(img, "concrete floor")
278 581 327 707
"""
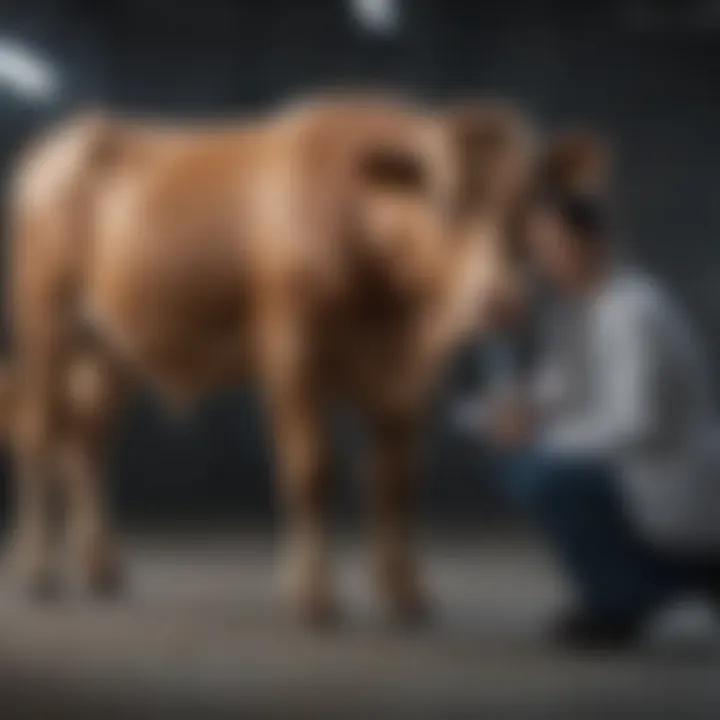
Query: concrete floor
0 532 719 719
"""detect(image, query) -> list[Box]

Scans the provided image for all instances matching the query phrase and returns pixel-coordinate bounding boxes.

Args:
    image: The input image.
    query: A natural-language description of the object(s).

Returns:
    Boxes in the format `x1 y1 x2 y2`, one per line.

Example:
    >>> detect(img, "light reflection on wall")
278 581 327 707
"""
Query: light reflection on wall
0 37 60 103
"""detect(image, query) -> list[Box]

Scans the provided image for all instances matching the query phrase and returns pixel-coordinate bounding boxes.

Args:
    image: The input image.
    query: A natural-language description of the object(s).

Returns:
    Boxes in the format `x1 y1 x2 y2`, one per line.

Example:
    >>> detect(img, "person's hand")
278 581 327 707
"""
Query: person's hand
487 393 534 449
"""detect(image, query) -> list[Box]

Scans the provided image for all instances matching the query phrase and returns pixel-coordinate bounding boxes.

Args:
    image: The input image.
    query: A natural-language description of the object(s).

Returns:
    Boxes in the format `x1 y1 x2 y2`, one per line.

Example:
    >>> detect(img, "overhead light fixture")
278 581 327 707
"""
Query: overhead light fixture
0 38 60 103
350 0 401 36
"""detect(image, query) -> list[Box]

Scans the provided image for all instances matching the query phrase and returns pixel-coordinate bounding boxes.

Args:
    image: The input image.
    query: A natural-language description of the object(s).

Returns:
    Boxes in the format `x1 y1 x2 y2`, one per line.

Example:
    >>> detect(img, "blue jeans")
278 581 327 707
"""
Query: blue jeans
496 447 716 620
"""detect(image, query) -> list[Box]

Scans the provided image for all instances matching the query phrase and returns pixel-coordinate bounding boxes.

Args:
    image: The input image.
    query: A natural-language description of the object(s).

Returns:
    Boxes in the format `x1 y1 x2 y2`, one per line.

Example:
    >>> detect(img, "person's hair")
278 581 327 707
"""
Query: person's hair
549 190 611 240
538 129 614 243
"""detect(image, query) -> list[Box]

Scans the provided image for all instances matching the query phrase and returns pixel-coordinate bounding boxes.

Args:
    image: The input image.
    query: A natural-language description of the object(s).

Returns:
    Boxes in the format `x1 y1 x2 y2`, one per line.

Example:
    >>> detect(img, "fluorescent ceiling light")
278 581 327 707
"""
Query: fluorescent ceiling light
0 38 59 103
350 0 401 35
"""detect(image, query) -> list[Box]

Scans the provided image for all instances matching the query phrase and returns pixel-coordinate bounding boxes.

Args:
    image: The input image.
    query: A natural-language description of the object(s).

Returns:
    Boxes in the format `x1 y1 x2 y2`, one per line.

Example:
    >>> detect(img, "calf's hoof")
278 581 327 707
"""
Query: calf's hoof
379 572 434 628
295 589 341 630
23 570 61 602
386 591 433 629
87 562 125 600
10 544 60 602
83 545 126 600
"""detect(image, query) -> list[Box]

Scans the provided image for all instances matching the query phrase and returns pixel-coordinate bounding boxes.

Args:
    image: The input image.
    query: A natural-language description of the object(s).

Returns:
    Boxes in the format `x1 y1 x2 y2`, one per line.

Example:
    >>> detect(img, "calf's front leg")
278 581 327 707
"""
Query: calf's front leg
366 412 430 623
270 384 335 626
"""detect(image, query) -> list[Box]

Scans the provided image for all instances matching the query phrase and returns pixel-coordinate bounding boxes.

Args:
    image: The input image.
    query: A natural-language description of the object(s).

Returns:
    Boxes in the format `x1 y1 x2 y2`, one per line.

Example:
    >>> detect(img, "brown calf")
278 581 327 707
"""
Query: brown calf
3 95 534 624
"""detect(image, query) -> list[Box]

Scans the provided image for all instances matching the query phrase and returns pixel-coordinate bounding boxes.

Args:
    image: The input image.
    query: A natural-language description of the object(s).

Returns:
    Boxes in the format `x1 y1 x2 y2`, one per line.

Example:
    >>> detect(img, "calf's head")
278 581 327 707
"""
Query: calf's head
441 102 537 333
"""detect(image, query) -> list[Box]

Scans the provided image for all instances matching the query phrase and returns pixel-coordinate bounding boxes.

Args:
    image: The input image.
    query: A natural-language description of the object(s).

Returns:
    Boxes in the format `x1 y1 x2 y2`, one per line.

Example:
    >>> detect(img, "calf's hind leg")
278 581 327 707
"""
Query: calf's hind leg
56 346 128 596
12 359 60 598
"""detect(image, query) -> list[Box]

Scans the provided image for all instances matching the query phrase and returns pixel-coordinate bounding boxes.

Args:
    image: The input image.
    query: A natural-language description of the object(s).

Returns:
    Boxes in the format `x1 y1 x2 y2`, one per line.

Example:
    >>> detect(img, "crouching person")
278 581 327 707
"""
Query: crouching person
465 134 720 649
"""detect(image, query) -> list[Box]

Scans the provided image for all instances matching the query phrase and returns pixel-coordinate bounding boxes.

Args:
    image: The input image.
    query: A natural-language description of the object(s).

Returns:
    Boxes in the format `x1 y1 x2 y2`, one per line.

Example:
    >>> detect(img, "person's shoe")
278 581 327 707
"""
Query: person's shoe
550 608 644 651
702 561 720 615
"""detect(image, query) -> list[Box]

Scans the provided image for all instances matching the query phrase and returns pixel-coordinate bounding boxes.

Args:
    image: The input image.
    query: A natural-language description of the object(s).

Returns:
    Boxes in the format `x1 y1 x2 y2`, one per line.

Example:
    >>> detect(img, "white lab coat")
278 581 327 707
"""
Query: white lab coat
535 267 720 549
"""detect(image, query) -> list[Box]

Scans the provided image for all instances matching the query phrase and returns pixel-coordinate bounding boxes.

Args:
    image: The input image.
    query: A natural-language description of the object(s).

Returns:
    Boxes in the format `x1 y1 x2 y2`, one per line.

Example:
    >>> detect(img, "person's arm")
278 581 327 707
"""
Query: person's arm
452 336 519 435
540 296 660 456
526 308 578 422
453 314 571 441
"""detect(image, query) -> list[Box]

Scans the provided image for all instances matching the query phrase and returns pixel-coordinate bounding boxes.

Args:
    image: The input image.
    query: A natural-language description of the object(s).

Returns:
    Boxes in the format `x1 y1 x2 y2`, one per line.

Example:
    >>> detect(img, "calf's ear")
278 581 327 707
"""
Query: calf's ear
441 101 536 216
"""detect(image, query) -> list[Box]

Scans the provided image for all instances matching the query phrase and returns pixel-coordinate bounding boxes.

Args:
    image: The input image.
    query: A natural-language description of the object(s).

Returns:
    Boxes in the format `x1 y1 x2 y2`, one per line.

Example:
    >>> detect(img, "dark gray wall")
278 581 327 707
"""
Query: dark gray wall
0 0 718 523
